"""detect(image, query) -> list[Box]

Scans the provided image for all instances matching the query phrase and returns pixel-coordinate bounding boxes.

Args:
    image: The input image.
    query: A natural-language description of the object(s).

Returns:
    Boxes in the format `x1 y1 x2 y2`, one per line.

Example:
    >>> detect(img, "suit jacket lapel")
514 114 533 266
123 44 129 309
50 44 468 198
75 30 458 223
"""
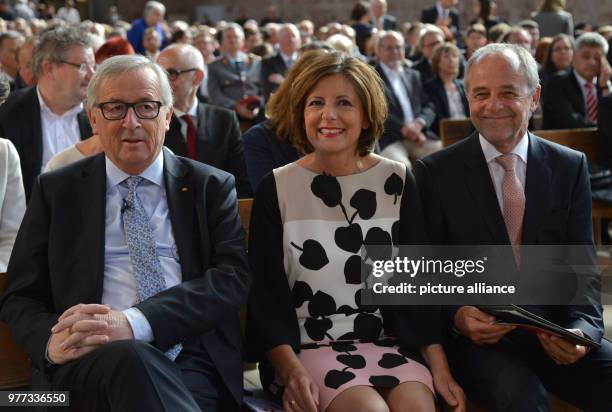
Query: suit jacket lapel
163 148 196 281
522 133 551 245
23 88 43 176
77 110 92 140
77 154 107 301
376 65 401 110
569 69 586 115
463 133 510 244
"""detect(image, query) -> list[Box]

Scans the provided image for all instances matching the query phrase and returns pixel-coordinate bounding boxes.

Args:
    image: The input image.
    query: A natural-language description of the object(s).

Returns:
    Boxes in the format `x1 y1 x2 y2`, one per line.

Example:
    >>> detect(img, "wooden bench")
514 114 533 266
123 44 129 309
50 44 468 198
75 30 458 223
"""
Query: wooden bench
440 118 474 148
0 273 31 389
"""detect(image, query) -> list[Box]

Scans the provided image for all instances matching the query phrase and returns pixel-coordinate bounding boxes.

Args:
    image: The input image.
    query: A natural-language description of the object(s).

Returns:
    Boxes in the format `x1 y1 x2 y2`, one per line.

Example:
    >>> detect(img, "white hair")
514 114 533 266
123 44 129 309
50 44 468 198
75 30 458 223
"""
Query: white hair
144 1 166 16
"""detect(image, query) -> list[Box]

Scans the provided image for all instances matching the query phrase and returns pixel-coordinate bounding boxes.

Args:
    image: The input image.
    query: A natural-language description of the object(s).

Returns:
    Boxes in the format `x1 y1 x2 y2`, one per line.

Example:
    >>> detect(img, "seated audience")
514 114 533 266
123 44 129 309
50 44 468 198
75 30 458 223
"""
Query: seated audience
246 50 465 412
0 54 250 411
543 32 612 129
14 36 37 89
412 24 445 82
261 23 301 103
0 73 25 272
463 23 488 61
0 31 24 90
142 26 161 61
470 0 501 33
127 1 167 54
375 31 439 167
424 43 469 137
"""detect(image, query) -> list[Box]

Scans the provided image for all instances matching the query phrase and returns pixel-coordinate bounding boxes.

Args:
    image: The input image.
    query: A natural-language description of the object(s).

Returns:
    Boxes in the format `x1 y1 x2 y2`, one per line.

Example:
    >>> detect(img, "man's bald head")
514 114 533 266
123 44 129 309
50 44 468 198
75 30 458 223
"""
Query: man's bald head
156 44 204 112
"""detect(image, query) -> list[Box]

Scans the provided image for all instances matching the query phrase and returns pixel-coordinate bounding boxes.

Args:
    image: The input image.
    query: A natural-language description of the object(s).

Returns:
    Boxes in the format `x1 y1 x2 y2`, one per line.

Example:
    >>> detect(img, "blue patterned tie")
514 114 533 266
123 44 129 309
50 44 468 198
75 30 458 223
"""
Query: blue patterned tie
123 176 182 360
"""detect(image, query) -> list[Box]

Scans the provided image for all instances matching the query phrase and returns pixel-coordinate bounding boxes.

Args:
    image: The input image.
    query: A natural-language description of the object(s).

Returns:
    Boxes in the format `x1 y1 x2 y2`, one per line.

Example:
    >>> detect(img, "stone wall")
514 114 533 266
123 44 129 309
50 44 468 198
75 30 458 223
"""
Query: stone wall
110 0 612 28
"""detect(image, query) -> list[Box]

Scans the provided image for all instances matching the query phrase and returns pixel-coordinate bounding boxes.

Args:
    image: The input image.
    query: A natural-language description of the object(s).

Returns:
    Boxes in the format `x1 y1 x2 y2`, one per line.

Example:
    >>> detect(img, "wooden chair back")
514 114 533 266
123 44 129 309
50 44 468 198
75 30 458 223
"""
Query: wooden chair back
439 118 474 148
534 128 597 163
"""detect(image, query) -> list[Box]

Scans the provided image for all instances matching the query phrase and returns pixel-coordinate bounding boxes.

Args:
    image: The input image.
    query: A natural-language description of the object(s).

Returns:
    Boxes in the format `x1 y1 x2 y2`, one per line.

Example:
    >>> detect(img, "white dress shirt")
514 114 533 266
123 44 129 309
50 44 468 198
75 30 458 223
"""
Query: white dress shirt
480 132 529 212
380 62 415 124
103 151 182 341
172 99 199 141
37 87 83 173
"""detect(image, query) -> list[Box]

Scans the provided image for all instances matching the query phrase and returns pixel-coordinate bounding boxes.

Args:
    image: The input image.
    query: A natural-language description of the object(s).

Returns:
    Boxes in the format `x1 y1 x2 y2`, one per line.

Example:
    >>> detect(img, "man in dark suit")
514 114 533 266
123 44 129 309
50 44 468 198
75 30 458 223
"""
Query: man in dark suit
0 55 250 411
260 23 301 103
415 43 612 411
370 0 397 30
0 30 24 90
375 30 439 167
0 27 94 200
157 43 251 199
420 0 461 45
543 32 612 130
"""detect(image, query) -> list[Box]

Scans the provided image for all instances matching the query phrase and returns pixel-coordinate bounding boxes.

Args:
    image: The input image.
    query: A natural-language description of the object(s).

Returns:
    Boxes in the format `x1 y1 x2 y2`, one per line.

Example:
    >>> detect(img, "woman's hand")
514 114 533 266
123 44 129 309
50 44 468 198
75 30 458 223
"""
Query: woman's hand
432 369 466 412
282 364 320 412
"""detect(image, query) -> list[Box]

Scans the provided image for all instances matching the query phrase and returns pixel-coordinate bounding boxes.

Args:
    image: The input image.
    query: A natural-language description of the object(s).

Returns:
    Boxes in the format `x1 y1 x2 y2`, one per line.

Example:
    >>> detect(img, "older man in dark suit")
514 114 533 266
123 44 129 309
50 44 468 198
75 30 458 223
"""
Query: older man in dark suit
420 0 461 45
415 43 612 411
157 43 251 198
543 32 612 130
0 27 94 200
375 30 439 168
0 55 250 412
260 23 301 103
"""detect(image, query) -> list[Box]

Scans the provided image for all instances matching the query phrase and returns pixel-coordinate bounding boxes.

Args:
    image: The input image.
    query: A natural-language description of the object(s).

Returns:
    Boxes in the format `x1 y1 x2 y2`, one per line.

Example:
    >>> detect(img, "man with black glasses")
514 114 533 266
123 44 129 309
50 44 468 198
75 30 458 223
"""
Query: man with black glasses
158 43 251 198
0 26 94 200
0 55 251 412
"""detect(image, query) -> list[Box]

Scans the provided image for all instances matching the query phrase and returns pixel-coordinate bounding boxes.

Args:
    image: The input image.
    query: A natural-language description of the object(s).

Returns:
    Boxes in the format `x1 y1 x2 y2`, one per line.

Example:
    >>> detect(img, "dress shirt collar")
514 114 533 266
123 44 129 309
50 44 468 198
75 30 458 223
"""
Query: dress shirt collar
436 2 449 17
173 98 198 118
36 86 83 118
479 131 529 165
380 61 403 78
225 52 245 65
105 149 165 190
280 51 298 65
573 70 597 88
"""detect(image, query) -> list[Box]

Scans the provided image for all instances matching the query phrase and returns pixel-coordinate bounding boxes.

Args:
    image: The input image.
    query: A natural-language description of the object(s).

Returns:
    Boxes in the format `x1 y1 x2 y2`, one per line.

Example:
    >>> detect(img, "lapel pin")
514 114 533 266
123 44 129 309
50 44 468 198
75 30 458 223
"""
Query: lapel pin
181 187 189 192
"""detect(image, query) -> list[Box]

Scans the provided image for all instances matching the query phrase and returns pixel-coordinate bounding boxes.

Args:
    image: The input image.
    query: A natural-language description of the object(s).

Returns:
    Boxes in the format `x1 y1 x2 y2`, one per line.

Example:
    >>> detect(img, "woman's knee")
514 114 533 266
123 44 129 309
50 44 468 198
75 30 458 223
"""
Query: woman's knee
326 386 390 412
385 381 435 412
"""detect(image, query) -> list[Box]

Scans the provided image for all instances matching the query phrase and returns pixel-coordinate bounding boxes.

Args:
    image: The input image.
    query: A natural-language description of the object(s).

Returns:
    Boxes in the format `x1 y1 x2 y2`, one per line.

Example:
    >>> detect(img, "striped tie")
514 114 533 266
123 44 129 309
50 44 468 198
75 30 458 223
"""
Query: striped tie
585 82 598 123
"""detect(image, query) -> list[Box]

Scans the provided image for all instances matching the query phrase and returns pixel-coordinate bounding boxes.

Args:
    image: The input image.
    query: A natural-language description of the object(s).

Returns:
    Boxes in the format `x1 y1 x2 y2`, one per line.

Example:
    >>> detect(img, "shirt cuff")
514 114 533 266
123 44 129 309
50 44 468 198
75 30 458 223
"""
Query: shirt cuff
123 307 154 342
416 117 427 127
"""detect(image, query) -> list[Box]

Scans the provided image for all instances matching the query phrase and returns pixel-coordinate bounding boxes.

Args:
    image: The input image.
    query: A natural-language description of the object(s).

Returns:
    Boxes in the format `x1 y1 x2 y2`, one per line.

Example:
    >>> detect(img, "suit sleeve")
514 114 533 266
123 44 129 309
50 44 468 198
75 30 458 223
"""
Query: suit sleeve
223 110 253 198
564 153 603 342
542 76 594 129
245 172 300 362
243 124 279 192
134 173 251 351
0 175 58 371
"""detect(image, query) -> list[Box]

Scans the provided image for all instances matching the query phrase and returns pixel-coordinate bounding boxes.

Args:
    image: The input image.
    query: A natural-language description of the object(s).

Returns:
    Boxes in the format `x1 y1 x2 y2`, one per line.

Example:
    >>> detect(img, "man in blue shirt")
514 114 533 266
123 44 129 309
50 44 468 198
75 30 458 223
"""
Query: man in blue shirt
127 1 168 55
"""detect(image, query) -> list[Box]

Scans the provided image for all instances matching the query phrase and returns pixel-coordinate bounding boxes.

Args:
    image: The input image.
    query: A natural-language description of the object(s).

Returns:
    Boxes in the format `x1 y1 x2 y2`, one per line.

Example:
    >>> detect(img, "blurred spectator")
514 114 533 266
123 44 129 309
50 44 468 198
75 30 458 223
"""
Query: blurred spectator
502 26 533 52
142 27 161 61
532 0 573 37
464 23 487 60
13 0 34 21
14 36 37 89
424 42 469 137
413 24 444 82
375 30 439 167
192 31 217 102
470 0 501 33
488 22 511 42
244 27 263 52
261 23 300 102
235 7 249 26
208 23 262 121
94 37 135 65
326 33 354 56
541 33 574 87
351 1 374 56
262 22 279 47
543 32 611 129
518 19 540 53
0 31 24 89
403 21 423 60
370 0 397 30
170 29 191 45
9 17 31 37
574 22 593 37
127 1 167 54
107 5 121 25
250 42 274 58
260 5 282 26
421 0 461 45
57 0 81 25
298 19 314 44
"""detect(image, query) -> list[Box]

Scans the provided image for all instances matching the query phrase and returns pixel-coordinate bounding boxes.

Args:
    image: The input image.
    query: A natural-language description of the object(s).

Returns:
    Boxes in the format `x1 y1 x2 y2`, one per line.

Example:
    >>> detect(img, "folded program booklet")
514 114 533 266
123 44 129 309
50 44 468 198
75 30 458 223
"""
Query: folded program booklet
476 305 601 349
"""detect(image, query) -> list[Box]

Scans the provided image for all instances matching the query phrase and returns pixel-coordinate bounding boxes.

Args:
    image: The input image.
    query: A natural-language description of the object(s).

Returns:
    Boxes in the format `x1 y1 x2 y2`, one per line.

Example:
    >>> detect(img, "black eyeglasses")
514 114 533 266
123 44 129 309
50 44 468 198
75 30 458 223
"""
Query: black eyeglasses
59 60 95 74
93 101 163 120
165 68 198 81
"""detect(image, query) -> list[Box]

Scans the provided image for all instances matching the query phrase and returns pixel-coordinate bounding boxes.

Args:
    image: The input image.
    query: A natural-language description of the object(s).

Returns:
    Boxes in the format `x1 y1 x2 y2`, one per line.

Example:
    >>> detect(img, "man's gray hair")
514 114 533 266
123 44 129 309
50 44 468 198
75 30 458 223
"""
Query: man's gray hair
144 1 166 16
464 43 540 94
417 24 444 51
0 72 10 104
375 30 404 54
222 23 245 42
575 32 609 55
31 26 92 77
86 55 173 109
